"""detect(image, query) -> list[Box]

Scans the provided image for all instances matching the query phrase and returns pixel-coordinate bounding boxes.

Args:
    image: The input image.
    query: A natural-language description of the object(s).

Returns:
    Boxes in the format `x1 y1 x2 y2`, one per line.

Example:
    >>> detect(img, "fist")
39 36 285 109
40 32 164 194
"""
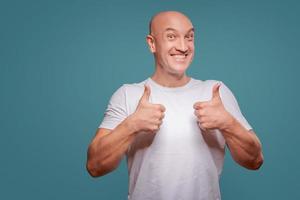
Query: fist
131 85 165 133
193 83 232 131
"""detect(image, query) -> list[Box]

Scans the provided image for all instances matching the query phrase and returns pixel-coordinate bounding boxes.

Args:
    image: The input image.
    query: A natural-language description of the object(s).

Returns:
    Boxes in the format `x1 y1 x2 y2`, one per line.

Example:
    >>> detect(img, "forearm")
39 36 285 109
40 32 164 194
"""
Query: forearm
87 116 137 177
221 115 263 170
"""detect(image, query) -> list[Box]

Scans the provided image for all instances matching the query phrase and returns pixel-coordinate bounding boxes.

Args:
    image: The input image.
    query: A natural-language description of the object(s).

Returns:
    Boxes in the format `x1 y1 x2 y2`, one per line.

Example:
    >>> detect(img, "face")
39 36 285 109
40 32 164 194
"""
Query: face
147 12 195 75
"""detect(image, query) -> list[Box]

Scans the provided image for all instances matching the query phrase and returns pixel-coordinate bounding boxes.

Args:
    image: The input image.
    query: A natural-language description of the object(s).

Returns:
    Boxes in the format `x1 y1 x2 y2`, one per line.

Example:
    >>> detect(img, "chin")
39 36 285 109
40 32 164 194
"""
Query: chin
172 62 190 70
168 64 189 75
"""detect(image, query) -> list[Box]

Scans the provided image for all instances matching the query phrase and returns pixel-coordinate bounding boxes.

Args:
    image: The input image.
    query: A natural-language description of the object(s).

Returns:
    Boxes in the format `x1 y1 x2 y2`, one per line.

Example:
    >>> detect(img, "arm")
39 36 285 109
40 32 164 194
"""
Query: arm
220 114 264 170
194 83 264 170
86 116 137 177
86 85 165 177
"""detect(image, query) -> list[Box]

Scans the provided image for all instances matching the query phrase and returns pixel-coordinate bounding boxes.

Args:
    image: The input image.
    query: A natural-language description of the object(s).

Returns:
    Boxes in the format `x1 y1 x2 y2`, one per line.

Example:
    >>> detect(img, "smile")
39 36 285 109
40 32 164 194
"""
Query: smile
171 54 188 61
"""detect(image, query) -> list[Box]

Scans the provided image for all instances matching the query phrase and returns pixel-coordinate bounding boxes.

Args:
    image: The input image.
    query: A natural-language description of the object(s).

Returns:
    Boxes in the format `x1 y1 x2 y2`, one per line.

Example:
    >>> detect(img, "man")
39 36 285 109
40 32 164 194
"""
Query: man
86 11 264 200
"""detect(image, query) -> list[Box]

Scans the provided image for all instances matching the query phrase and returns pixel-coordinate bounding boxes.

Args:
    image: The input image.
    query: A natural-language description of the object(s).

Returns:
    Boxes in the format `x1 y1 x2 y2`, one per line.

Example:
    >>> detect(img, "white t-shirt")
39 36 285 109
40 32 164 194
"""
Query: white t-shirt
99 78 252 200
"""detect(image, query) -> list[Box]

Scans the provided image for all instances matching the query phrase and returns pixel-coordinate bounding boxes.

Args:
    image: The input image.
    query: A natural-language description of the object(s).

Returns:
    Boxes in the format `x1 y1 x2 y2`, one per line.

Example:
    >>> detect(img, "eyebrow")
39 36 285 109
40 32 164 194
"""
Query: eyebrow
164 27 195 33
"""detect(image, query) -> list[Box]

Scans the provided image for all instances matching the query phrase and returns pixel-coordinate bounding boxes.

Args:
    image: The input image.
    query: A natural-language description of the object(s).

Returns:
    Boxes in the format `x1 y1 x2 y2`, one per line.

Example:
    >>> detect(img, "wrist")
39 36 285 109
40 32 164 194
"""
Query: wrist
219 112 236 132
125 114 140 135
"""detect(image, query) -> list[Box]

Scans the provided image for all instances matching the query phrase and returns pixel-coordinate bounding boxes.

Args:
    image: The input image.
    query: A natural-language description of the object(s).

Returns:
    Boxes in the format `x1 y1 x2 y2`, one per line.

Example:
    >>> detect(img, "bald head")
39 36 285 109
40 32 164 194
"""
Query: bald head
146 11 195 77
149 11 193 35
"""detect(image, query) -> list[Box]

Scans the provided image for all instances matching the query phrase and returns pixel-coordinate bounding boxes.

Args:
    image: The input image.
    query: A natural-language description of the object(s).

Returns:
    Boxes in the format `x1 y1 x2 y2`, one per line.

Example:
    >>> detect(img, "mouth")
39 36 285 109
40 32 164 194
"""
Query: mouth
170 53 189 62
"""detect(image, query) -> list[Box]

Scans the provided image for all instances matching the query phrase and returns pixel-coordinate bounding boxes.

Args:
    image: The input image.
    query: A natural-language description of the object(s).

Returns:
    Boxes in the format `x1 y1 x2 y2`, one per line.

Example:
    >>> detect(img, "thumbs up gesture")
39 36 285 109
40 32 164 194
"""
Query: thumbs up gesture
130 85 166 134
193 83 233 131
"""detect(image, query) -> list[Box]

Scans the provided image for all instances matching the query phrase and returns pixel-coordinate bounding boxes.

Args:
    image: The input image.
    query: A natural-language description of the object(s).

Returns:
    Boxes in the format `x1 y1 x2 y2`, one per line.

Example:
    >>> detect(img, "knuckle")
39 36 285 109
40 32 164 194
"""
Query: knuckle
199 110 205 116
160 105 166 112
199 117 203 122
151 125 159 131
154 111 161 118
197 103 204 108
193 103 198 109
194 110 198 116
202 124 208 129
148 124 155 131
157 104 164 111
194 102 201 109
199 117 204 123
154 104 160 110
154 118 160 125
158 118 163 125
195 110 204 118
201 103 207 109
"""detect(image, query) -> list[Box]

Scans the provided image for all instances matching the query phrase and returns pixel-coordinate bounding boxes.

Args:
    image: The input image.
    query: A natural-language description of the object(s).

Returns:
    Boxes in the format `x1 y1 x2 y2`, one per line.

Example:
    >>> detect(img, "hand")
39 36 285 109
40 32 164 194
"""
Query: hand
130 85 165 133
193 83 233 132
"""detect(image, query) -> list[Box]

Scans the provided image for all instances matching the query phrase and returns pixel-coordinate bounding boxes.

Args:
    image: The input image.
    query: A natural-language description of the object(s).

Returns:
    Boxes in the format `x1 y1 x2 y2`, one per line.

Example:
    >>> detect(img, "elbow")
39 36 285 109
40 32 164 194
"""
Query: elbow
86 158 118 178
86 160 101 178
247 153 264 170
254 153 264 170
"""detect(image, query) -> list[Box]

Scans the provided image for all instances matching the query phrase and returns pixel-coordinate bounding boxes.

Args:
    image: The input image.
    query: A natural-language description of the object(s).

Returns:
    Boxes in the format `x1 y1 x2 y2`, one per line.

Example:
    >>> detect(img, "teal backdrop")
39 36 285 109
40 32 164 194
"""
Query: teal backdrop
1 0 299 199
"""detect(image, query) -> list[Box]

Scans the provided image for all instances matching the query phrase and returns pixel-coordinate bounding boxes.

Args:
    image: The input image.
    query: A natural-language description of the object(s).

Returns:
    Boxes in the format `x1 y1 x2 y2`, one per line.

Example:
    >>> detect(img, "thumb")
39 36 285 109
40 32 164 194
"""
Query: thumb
139 85 151 103
212 82 221 100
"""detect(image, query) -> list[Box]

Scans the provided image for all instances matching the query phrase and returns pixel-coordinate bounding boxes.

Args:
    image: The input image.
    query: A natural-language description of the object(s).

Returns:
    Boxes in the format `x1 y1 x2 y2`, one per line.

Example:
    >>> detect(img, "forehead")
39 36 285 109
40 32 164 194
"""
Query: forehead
151 13 194 35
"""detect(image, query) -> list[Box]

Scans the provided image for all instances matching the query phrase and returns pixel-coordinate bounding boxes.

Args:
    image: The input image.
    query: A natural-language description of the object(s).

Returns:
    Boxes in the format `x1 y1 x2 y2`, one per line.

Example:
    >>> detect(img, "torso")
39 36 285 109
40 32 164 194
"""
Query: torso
124 78 225 200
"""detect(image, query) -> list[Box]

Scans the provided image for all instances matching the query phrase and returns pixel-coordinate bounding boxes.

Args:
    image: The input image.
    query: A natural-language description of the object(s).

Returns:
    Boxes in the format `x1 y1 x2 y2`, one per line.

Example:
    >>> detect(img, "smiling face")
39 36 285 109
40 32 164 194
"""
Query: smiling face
147 11 195 76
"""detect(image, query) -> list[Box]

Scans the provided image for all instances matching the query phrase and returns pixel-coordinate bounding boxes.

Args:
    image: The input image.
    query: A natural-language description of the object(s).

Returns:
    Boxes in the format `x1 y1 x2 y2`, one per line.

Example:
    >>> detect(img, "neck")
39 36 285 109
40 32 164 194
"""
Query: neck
151 69 191 88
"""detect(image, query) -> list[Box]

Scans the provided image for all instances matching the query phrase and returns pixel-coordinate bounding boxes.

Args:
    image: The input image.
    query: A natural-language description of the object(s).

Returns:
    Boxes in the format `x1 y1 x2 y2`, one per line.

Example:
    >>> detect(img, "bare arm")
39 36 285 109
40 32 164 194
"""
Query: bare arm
194 83 264 170
220 115 264 170
86 85 165 177
86 117 136 177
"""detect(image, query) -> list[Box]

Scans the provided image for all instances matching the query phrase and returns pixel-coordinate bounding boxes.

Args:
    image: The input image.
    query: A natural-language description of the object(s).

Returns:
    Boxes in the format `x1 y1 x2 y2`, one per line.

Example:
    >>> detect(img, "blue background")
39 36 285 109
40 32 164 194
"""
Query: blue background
1 0 299 199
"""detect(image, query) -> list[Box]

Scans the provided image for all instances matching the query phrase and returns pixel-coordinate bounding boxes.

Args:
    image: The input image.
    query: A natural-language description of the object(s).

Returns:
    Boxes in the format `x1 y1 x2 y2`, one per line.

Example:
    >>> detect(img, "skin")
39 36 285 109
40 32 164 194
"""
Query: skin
86 11 263 177
147 11 195 87
86 85 165 177
194 83 264 169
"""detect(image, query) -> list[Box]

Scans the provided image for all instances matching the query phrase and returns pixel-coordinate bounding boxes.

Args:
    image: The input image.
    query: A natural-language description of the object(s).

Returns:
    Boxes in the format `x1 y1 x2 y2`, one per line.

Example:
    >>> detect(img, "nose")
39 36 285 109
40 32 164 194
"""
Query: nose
175 38 188 53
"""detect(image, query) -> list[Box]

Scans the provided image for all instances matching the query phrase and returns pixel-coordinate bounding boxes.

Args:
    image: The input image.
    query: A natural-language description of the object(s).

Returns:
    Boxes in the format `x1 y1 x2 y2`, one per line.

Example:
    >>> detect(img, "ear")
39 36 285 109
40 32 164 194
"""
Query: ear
146 35 156 53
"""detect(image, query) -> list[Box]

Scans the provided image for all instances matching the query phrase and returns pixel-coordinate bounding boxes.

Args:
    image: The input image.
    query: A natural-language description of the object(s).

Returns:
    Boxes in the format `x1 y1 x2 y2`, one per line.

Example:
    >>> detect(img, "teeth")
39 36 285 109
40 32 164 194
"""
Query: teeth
173 55 186 58
172 54 187 61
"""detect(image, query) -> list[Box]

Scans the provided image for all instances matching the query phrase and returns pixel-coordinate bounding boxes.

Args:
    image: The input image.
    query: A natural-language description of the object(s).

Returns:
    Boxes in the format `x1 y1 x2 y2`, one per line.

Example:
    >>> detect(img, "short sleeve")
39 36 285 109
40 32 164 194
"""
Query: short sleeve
99 85 128 130
219 82 252 131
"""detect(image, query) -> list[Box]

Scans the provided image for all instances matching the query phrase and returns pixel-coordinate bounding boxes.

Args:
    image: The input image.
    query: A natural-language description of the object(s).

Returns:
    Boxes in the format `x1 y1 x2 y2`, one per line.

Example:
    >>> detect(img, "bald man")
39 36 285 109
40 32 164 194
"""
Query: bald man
86 11 263 200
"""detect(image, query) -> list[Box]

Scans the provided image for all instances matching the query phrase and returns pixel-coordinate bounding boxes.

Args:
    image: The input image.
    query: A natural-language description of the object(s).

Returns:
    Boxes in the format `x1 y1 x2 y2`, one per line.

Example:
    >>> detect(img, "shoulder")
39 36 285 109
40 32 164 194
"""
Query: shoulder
121 79 147 96
110 79 147 101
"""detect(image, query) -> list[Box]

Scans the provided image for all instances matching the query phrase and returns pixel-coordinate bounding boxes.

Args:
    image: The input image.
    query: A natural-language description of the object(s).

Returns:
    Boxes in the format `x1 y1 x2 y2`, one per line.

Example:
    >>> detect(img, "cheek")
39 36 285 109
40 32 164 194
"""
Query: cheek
189 45 195 60
189 43 195 52
160 40 175 51
157 45 170 56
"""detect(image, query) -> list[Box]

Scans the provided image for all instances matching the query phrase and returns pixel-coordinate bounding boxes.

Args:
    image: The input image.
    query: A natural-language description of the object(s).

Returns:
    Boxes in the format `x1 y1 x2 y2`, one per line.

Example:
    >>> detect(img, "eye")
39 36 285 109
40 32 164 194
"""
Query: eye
167 34 176 40
186 33 194 41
